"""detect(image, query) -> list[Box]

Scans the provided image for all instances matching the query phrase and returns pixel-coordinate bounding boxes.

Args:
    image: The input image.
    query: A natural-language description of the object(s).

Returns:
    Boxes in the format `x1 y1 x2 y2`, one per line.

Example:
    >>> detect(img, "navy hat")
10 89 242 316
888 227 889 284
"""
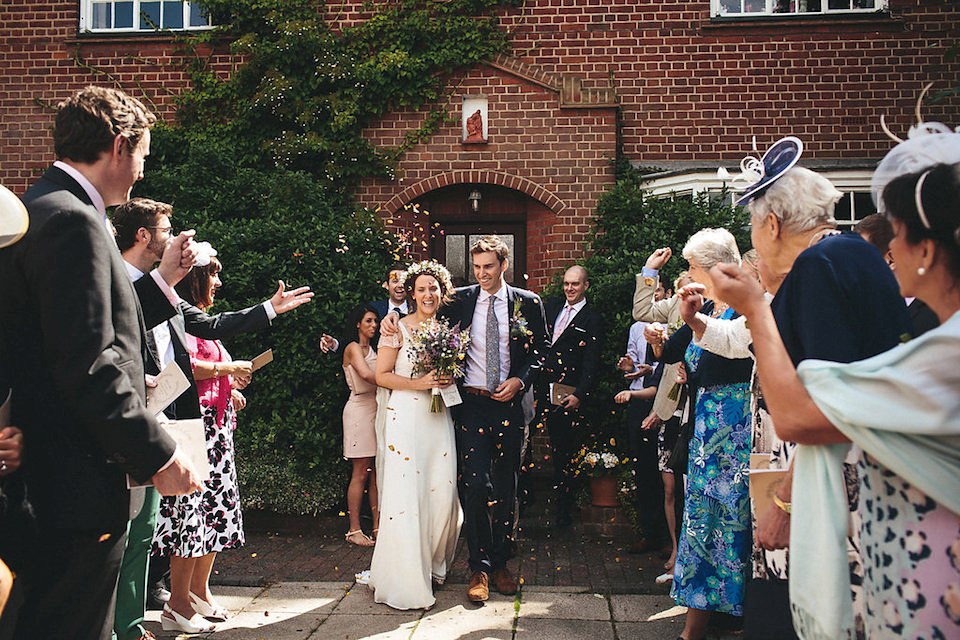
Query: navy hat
734 137 803 207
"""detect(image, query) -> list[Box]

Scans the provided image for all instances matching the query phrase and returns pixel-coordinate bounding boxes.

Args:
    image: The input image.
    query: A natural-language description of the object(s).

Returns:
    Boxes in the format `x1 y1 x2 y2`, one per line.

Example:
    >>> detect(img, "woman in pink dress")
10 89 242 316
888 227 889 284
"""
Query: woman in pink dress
341 303 380 546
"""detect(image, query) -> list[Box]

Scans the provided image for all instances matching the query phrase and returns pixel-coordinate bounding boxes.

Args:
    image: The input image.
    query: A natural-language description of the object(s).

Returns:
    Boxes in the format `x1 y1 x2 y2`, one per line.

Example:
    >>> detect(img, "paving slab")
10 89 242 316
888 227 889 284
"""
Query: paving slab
333 584 430 617
316 613 420 639
242 581 349 614
514 618 615 640
617 618 686 640
517 590 610 621
609 593 683 623
410 588 517 639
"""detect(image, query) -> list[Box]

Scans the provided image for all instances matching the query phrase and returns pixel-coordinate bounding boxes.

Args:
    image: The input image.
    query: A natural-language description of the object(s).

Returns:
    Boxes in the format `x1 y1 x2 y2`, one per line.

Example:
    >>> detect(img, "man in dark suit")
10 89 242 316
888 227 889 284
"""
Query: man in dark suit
113 197 312 639
536 266 603 528
370 265 410 320
442 236 548 602
0 86 201 639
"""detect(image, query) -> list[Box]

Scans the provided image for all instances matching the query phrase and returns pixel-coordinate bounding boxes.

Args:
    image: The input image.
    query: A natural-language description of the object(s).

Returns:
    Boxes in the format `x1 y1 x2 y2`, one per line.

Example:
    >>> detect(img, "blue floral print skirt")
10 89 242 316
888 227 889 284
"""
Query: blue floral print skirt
671 381 752 615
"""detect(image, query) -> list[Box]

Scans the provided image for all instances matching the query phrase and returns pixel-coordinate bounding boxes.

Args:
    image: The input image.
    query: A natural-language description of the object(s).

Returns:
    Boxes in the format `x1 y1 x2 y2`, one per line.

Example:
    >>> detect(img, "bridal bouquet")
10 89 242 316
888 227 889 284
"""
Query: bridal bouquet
408 317 471 412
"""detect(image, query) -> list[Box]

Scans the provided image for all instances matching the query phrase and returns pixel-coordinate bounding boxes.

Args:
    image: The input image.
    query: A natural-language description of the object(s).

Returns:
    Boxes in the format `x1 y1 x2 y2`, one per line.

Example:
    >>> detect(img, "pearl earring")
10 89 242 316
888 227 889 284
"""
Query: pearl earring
917 267 926 276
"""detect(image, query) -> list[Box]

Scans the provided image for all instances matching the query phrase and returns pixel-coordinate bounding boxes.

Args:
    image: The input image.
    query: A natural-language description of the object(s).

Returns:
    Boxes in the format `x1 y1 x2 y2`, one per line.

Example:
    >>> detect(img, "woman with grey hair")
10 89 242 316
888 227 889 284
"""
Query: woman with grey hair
685 141 911 638
712 140 960 640
653 227 754 640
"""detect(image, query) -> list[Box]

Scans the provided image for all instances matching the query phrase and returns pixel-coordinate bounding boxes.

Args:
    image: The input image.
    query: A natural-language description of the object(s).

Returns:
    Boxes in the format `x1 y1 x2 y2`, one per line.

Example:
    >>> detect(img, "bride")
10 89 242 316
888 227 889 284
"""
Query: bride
369 260 463 610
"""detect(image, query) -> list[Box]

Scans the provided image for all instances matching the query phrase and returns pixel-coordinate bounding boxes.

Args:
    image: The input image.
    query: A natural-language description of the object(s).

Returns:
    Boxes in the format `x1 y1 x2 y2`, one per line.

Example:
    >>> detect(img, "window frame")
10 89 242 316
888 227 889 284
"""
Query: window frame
711 0 887 19
641 168 876 229
79 0 214 33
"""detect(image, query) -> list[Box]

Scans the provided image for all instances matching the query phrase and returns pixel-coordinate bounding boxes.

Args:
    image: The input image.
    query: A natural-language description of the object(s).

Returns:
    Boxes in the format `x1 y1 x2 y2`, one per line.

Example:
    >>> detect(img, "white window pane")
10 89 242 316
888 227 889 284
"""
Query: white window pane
189 2 209 27
92 2 111 28
446 236 466 283
140 1 160 29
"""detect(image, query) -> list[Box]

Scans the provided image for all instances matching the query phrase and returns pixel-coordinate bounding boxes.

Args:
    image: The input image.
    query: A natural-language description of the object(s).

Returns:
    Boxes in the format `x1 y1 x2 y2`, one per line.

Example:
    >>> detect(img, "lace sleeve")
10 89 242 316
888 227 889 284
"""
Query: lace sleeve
379 329 403 350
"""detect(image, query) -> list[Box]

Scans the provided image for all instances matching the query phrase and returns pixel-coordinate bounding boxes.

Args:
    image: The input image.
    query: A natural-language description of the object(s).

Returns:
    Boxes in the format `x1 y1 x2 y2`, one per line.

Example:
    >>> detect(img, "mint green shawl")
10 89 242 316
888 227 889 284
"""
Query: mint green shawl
790 310 960 640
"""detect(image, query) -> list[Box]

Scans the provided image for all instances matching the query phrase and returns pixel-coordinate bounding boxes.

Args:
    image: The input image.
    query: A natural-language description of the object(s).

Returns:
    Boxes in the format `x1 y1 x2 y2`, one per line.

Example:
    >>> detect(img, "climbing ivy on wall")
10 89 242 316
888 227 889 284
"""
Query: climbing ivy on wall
135 0 515 514
174 0 514 189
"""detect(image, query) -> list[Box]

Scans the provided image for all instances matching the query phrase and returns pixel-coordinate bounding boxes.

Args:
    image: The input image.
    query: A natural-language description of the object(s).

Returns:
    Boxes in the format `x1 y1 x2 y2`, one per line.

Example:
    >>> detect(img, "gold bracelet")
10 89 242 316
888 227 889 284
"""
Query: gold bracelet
773 494 792 515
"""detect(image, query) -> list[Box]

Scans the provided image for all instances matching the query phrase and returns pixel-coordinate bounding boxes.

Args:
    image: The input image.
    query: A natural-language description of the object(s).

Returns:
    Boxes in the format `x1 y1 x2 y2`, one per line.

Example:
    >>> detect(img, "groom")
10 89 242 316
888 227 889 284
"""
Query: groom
445 236 548 602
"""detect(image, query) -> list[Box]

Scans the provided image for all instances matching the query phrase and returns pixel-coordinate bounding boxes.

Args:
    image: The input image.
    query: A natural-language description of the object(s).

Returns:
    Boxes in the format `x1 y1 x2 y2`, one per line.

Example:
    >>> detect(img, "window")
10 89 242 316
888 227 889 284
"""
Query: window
80 1 212 32
713 0 886 17
641 168 875 229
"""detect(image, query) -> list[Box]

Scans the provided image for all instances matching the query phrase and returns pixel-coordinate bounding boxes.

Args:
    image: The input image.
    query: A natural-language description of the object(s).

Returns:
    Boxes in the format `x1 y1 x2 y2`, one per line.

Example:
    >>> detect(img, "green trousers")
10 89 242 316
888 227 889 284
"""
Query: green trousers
113 487 161 640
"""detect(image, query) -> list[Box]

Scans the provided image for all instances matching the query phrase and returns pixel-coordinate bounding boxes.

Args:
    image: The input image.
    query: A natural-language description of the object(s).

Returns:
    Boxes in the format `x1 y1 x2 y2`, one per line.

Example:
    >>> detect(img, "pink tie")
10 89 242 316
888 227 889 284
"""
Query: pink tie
553 305 572 344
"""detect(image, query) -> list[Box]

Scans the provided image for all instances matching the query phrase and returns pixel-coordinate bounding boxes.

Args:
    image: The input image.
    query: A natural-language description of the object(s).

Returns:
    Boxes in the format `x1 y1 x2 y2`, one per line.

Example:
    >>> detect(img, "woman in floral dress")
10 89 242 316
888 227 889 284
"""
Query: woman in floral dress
658 229 754 640
153 257 250 633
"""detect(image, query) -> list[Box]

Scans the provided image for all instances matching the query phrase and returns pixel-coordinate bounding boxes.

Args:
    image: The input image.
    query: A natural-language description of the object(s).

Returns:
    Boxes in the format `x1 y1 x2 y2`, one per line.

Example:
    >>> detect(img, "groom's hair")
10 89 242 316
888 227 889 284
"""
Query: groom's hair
470 235 509 263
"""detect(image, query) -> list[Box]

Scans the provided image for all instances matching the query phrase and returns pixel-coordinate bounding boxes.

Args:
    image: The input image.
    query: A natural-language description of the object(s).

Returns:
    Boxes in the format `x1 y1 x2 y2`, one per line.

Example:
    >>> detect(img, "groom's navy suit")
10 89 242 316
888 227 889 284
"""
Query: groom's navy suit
442 283 548 573
0 166 178 639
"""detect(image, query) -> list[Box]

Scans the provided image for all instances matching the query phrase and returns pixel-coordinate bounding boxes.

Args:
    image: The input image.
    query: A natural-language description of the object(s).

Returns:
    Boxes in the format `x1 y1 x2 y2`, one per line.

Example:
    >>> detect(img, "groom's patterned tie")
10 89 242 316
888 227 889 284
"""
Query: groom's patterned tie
486 295 500 392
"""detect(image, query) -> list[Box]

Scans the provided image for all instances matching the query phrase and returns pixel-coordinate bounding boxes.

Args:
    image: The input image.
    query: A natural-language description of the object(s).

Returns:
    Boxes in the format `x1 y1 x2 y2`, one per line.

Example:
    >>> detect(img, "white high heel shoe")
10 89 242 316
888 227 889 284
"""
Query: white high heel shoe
161 603 217 633
190 591 231 621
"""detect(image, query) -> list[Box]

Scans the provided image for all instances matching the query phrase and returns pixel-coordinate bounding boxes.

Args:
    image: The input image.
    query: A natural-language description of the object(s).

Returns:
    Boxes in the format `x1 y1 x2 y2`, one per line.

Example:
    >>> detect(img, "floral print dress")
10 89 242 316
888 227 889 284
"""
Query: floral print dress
671 308 752 615
858 453 960 639
153 337 244 557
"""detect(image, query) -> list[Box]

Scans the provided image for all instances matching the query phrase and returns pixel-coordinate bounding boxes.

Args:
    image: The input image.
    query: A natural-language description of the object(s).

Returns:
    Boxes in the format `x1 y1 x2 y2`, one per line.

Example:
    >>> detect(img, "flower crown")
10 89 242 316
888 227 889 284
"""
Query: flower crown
399 260 455 296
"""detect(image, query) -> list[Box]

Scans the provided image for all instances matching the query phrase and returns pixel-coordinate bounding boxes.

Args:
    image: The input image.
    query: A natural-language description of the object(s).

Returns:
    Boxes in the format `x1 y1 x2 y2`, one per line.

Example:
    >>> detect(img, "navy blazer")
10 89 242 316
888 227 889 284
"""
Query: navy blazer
441 283 549 391
0 166 177 529
540 298 604 401
138 288 271 420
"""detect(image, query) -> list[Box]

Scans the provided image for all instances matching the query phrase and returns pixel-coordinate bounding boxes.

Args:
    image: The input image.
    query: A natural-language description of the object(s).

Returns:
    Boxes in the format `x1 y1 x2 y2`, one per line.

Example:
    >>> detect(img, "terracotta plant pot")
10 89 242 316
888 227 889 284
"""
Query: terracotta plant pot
589 474 619 507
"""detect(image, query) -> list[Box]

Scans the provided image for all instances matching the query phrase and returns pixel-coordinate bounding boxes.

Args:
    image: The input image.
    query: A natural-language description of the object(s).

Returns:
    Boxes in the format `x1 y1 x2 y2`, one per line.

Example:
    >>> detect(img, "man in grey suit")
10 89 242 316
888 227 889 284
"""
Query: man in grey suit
0 86 200 639
112 197 312 640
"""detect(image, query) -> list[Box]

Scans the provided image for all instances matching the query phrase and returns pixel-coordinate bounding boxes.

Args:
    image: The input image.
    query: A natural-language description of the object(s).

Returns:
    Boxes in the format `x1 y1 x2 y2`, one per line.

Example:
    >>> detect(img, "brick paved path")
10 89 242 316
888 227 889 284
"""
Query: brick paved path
213 476 672 595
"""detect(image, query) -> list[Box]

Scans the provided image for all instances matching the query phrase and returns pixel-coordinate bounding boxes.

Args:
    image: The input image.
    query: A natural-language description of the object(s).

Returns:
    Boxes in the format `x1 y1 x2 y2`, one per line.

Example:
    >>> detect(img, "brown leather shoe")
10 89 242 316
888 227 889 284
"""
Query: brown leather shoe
467 570 489 602
491 567 517 595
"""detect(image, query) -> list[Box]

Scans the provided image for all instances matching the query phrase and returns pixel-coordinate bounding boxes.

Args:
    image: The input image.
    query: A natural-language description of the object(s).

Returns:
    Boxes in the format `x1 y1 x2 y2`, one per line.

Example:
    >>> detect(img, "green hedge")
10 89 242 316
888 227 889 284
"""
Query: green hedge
138 129 407 514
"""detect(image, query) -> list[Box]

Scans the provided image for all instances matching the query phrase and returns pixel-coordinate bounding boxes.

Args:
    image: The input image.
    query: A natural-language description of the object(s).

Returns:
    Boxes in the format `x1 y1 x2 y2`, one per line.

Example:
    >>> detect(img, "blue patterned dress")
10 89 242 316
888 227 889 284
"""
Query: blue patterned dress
671 307 752 615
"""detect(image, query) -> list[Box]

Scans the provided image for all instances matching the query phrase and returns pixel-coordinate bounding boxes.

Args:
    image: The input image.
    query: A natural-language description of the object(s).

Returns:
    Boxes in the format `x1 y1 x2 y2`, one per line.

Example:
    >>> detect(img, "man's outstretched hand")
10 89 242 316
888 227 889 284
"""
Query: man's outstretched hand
270 280 314 314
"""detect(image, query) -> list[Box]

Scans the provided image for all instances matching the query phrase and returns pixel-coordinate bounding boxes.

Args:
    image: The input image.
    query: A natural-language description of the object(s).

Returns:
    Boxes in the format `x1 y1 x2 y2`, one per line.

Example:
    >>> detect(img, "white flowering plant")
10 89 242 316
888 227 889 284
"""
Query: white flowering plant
572 440 630 479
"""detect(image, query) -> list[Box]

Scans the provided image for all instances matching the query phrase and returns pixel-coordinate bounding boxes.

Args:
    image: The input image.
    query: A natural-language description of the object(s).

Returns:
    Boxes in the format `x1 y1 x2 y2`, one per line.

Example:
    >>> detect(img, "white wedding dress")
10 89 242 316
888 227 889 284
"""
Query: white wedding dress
368 322 462 610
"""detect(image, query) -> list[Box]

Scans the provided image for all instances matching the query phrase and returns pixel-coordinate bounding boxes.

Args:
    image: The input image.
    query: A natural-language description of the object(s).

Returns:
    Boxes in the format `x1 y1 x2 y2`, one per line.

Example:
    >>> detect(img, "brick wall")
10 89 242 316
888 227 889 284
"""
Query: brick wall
353 63 618 290
0 0 237 195
2 0 959 289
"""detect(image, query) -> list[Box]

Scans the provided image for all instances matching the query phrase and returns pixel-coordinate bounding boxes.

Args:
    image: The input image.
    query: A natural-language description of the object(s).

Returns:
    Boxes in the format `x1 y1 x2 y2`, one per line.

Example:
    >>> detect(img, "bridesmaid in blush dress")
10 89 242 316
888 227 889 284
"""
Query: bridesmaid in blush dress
341 303 380 546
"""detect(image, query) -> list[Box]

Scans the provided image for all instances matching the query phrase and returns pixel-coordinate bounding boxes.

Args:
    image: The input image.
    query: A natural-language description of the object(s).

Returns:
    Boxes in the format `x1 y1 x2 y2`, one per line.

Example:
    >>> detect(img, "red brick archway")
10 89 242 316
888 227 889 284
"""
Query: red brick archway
381 170 565 217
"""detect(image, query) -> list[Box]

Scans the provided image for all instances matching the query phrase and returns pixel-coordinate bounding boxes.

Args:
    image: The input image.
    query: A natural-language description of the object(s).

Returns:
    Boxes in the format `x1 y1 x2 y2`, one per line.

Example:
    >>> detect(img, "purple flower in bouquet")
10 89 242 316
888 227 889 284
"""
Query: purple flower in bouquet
408 317 471 411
